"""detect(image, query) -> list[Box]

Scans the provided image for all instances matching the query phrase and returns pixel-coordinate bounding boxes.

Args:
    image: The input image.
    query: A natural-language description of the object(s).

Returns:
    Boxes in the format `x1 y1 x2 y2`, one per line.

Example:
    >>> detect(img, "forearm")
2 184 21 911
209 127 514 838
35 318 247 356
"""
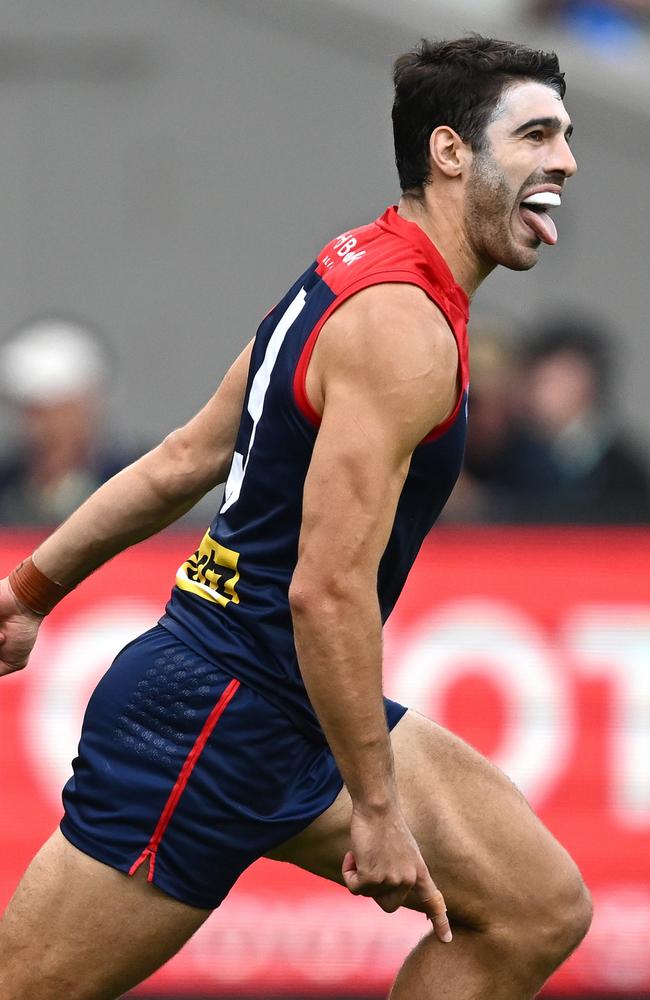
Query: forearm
290 583 397 810
34 433 221 587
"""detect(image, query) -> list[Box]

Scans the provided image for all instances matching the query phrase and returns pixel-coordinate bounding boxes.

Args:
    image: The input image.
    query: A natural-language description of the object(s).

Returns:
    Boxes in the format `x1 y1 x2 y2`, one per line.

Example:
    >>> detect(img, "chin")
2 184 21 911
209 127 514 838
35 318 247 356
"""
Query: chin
496 235 540 271
481 224 540 272
504 250 539 271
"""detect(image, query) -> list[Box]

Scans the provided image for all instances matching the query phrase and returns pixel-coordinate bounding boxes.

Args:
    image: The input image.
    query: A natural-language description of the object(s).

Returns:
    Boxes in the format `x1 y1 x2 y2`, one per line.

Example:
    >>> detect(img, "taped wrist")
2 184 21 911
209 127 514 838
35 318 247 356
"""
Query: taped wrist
8 557 69 616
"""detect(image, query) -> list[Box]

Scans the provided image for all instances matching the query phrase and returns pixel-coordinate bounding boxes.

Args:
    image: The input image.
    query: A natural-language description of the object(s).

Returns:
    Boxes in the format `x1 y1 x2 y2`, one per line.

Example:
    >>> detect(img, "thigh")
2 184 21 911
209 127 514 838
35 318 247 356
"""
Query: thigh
0 829 210 1000
267 710 579 930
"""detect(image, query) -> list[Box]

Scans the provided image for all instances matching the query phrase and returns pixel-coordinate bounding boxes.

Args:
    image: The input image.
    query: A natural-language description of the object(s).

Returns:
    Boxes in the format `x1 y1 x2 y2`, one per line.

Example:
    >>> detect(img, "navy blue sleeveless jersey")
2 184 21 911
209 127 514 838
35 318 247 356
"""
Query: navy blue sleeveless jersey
161 206 470 742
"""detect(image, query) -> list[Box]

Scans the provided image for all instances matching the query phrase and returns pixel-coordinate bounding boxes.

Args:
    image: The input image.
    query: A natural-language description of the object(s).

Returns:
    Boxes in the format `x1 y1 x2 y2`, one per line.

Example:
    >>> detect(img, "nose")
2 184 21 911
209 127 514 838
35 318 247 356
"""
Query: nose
547 135 577 179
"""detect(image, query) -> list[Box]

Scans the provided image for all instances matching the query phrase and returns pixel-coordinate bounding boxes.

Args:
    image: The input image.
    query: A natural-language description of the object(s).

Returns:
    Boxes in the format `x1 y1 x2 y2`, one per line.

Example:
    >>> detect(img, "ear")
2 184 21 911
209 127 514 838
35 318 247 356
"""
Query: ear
429 126 470 178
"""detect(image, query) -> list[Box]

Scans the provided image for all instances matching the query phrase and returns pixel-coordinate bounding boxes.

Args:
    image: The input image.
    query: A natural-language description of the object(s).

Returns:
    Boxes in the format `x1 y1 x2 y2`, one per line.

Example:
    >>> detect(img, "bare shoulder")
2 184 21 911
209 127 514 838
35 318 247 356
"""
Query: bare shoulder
323 282 456 368
307 282 459 432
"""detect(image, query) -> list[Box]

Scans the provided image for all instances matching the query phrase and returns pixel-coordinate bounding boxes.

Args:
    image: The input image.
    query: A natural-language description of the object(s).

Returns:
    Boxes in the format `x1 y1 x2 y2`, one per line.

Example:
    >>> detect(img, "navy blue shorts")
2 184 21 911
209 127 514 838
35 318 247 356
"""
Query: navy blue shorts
61 624 408 909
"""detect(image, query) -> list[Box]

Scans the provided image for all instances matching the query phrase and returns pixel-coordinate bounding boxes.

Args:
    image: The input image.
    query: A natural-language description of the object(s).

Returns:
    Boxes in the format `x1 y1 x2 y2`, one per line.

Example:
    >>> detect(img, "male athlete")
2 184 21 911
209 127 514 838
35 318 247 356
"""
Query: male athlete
0 36 591 1000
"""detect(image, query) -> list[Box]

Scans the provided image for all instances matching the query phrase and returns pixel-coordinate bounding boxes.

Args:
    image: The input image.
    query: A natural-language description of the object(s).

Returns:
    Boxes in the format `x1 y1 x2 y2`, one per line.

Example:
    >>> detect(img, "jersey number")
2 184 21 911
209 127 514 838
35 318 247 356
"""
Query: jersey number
175 530 241 607
220 287 307 514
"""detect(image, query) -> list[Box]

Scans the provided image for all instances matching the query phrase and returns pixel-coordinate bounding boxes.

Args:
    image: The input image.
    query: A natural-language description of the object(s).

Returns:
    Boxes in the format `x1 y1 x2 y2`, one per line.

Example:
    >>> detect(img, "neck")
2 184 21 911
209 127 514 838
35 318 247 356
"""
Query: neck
397 187 495 298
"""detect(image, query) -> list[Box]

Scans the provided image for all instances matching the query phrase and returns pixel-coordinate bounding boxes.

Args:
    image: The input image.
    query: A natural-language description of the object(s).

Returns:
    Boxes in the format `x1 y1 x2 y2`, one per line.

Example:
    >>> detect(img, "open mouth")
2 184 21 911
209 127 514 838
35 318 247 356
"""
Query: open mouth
519 191 561 246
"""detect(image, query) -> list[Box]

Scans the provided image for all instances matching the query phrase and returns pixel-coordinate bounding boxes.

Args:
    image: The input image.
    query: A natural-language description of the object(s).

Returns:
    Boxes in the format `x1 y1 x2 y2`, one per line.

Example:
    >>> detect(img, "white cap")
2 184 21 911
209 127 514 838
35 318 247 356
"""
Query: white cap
0 319 109 404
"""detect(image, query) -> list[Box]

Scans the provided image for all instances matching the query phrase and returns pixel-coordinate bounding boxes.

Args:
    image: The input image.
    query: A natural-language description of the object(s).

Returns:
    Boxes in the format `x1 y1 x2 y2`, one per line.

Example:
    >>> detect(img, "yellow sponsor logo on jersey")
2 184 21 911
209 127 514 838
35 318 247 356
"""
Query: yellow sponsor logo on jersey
175 531 241 607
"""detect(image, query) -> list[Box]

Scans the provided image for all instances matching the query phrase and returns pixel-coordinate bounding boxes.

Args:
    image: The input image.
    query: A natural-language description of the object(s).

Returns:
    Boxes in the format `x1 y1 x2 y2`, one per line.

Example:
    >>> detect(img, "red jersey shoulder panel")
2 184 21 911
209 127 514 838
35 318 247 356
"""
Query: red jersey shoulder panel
294 207 470 434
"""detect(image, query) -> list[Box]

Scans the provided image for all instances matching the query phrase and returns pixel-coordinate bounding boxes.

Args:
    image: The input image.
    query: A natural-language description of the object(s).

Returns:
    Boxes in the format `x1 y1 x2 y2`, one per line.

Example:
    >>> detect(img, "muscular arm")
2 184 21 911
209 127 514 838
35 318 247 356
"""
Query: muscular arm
288 283 458 933
34 340 252 586
0 341 251 674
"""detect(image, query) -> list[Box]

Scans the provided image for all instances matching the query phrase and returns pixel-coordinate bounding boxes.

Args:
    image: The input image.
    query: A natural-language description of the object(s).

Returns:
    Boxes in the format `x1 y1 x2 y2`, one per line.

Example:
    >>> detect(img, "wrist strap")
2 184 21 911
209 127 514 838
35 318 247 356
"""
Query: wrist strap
8 557 69 616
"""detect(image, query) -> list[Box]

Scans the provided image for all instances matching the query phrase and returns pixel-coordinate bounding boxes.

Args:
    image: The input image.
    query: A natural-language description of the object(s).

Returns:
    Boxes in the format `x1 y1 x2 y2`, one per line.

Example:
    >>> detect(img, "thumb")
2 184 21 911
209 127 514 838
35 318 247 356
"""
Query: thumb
342 850 361 894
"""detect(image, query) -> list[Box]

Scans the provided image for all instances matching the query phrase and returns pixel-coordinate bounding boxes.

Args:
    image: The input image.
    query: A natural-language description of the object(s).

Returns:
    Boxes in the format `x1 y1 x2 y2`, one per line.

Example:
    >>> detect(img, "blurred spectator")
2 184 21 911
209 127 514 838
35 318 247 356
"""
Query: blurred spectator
443 325 561 523
531 0 650 51
522 315 650 523
0 317 140 526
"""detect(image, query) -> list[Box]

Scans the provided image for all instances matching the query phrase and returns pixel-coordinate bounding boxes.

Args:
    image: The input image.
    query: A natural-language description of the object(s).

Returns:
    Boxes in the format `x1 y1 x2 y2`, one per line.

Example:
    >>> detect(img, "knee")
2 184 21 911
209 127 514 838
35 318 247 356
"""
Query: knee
552 868 593 956
514 861 593 972
545 869 592 952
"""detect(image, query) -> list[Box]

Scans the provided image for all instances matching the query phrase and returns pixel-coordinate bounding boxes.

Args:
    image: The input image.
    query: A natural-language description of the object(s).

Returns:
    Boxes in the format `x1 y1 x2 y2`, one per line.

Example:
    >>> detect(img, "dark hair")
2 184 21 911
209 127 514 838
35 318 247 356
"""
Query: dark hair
392 35 566 192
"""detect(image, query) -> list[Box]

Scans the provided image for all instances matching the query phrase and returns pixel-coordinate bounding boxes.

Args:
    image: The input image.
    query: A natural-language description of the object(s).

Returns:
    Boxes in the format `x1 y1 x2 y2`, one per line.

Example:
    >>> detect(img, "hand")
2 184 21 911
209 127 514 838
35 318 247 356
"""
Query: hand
342 802 452 942
0 577 42 677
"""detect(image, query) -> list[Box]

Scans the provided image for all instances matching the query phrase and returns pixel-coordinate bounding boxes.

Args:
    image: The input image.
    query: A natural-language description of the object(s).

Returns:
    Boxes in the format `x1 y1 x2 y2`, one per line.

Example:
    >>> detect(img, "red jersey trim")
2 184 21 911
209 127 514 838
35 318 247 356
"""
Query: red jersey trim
128 677 241 884
292 270 468 441
375 208 470 321
420 381 466 443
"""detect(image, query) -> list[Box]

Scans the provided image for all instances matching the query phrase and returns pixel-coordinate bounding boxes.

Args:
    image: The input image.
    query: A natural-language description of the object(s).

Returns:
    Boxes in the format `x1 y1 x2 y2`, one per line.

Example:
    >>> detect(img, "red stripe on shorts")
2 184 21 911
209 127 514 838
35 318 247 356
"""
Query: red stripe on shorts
129 677 241 884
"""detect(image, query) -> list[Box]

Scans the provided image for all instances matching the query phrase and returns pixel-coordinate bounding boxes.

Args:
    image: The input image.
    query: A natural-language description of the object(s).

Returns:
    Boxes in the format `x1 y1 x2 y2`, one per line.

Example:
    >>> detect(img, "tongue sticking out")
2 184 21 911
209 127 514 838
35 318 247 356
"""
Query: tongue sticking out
520 207 557 245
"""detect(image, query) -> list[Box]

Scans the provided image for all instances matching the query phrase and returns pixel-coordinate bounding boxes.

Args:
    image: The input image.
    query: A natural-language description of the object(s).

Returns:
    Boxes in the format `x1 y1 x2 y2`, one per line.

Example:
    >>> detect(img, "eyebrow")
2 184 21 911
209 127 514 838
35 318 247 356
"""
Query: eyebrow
513 116 573 138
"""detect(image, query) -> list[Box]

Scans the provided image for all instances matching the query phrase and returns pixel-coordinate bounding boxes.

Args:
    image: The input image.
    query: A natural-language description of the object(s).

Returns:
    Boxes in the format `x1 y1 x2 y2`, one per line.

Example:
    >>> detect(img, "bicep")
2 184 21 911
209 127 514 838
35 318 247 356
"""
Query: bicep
295 384 410 594
293 288 458 594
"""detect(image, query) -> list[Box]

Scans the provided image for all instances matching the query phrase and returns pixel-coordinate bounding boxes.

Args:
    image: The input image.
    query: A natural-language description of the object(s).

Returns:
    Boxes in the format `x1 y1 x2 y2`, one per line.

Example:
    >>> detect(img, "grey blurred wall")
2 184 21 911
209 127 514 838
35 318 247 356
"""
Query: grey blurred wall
0 0 648 456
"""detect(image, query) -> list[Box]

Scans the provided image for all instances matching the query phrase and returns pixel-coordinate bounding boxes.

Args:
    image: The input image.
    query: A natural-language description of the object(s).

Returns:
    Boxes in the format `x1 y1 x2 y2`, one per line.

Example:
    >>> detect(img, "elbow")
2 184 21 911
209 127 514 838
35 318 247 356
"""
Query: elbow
288 575 317 620
289 566 363 622
147 429 221 504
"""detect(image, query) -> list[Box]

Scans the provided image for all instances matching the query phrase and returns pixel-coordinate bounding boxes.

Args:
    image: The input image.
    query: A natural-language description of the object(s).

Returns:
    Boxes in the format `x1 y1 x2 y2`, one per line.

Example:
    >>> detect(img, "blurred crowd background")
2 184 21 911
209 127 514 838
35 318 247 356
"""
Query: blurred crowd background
1 6 650 1000
0 0 649 531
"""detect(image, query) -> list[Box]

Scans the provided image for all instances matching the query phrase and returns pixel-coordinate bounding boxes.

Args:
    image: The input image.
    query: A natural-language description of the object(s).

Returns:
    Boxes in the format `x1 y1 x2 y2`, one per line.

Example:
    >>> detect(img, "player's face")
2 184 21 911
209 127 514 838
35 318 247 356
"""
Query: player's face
463 81 577 272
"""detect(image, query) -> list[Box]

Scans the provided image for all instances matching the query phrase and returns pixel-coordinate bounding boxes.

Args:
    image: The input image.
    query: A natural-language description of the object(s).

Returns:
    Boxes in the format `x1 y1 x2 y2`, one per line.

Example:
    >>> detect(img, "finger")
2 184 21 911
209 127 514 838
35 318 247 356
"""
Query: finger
417 874 452 943
350 880 409 911
342 851 362 895
343 877 362 896
0 658 25 676
374 887 410 914
341 850 356 877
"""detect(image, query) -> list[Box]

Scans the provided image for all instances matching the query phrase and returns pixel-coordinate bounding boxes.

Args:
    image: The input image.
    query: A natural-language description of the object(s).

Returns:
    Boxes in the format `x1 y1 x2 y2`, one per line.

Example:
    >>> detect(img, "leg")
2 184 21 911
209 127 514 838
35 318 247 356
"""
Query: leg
0 829 210 1000
268 710 593 999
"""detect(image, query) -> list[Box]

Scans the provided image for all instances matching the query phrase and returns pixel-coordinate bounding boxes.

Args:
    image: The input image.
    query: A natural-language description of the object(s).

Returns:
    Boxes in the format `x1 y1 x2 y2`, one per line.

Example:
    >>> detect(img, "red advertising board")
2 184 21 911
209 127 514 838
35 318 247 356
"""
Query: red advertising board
1 529 649 995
